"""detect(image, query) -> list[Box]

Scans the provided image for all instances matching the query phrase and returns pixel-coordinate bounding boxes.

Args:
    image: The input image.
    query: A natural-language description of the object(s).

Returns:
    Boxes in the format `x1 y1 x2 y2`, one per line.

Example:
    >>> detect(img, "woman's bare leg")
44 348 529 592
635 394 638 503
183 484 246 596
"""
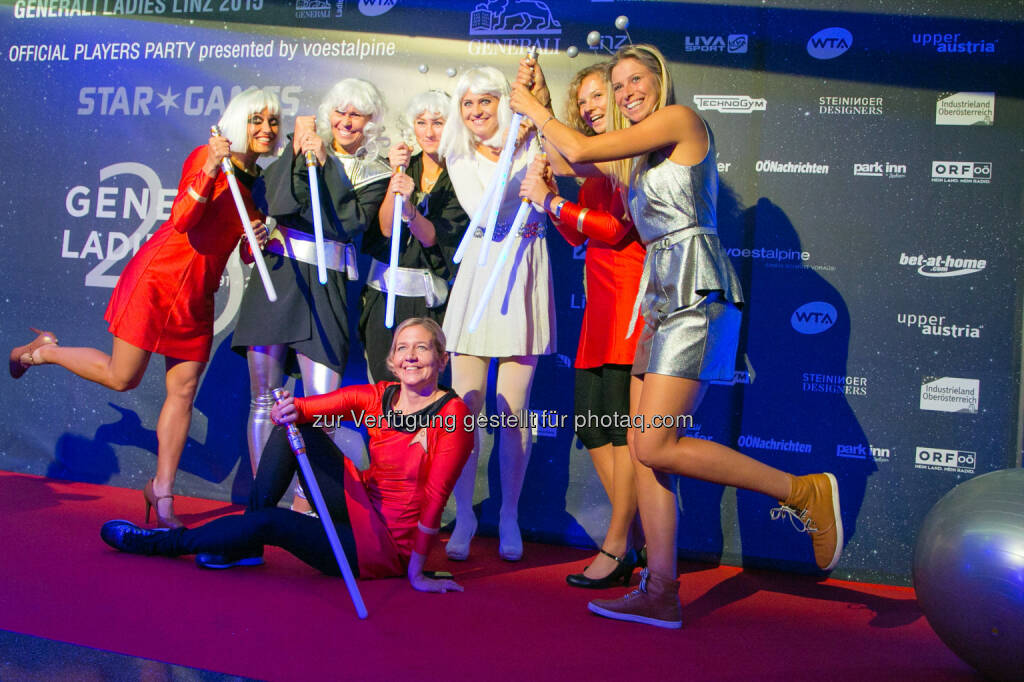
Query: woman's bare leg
35 336 150 391
150 357 206 525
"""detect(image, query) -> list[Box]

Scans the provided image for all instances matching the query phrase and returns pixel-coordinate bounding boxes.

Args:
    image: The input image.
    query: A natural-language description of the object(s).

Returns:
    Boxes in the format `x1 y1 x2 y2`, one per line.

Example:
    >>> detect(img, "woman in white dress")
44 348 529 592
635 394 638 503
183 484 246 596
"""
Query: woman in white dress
439 66 556 561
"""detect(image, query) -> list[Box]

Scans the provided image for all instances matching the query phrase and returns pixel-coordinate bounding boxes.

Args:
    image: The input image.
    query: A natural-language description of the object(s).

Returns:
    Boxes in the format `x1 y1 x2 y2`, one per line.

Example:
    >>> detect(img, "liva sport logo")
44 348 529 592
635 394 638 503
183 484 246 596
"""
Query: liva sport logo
791 301 837 334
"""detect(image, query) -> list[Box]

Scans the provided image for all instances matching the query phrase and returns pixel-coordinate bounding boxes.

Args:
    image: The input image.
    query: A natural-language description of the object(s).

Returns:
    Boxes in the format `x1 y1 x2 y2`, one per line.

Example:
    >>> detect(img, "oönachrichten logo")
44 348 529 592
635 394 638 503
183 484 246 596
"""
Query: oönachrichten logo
807 27 852 59
791 302 837 334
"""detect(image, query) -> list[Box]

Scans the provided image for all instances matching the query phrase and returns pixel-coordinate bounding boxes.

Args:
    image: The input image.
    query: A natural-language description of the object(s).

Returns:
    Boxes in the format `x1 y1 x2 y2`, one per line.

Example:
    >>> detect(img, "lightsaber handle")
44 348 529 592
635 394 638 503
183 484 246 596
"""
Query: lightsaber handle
468 199 532 333
386 165 405 329
305 151 328 286
271 388 368 619
210 125 277 302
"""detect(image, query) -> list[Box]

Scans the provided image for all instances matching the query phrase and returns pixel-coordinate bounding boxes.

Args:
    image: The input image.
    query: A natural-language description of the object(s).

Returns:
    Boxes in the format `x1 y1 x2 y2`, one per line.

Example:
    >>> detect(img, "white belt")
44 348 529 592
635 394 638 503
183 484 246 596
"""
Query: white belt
266 224 359 280
366 258 449 308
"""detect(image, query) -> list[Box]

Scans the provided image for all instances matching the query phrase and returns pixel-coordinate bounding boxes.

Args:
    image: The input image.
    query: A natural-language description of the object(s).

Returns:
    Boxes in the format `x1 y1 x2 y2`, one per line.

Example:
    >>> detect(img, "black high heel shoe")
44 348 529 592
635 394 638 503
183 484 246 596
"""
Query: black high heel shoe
566 548 637 589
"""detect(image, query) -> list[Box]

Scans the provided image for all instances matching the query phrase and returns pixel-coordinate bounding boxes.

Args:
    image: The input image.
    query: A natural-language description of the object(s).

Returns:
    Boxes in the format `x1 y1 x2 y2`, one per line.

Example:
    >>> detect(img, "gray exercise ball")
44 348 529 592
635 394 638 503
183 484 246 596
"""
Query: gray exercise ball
913 467 1024 682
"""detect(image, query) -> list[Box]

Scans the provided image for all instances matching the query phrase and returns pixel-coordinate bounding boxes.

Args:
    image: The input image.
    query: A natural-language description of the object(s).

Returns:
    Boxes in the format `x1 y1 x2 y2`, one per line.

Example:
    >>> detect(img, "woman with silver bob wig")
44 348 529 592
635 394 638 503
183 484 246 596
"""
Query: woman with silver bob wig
10 86 281 529
437 65 556 562
232 77 392 505
359 89 469 384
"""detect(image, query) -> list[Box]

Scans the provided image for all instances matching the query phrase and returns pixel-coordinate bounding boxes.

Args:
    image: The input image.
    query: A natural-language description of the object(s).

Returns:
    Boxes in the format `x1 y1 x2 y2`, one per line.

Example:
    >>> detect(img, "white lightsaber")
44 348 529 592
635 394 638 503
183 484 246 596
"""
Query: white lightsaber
272 388 368 620
477 46 539 267
305 151 328 285
453 170 501 265
210 125 277 302
468 198 534 333
385 165 406 329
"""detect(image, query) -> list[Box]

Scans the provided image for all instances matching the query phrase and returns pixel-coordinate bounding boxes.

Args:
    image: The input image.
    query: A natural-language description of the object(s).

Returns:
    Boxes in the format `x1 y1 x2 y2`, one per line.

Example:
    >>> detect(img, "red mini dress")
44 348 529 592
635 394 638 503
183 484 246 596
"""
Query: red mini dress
294 382 474 578
552 175 646 368
104 146 260 363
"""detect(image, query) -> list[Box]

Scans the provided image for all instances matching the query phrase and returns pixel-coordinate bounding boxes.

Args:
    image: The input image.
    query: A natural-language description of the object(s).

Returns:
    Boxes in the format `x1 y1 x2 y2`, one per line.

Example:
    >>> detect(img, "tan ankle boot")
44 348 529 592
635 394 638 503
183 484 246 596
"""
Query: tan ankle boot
772 472 844 571
588 568 682 629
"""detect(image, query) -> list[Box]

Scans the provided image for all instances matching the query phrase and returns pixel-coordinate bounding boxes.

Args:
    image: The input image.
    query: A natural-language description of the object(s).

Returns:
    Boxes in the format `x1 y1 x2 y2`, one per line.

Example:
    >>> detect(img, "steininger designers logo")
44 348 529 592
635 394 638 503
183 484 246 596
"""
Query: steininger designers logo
807 27 852 59
791 301 837 334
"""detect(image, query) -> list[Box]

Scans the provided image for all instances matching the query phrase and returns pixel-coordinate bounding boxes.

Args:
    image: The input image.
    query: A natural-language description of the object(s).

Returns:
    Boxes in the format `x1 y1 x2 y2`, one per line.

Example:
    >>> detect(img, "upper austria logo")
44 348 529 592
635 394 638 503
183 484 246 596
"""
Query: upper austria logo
807 27 852 59
791 301 837 334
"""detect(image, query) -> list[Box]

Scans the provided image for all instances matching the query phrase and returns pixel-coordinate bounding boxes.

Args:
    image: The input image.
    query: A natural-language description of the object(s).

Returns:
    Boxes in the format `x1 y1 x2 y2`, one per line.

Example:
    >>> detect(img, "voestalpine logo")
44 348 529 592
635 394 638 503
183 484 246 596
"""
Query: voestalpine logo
469 0 562 35
693 95 766 114
807 27 852 59
791 301 837 334
359 0 395 15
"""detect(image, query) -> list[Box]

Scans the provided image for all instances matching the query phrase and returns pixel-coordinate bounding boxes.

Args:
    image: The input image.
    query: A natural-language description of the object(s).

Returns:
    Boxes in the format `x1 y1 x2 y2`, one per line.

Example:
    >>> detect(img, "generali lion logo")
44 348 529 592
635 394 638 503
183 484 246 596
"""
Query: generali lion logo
469 0 562 35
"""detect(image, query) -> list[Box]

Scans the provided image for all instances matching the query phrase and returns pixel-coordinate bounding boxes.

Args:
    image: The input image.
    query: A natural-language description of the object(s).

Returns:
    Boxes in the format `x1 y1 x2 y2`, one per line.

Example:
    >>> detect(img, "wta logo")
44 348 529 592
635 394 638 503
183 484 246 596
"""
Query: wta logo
807 27 852 59
791 302 837 334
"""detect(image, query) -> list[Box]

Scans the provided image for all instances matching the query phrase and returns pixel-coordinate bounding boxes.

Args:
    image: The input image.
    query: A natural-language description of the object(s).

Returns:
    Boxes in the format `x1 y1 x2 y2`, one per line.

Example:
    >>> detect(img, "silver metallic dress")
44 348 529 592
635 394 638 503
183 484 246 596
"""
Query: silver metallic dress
628 126 744 380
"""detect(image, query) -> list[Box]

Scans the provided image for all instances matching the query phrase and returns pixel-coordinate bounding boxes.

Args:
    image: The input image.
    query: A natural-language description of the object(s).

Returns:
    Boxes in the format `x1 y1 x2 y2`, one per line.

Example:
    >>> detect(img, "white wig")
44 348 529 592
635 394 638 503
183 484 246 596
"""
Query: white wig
395 90 451 149
217 87 281 154
317 78 389 159
438 66 512 160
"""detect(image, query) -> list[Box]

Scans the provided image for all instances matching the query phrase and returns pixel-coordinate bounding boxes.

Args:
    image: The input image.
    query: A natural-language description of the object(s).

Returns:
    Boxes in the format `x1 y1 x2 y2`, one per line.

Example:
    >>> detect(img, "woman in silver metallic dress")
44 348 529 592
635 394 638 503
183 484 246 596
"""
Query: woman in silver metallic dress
512 45 844 628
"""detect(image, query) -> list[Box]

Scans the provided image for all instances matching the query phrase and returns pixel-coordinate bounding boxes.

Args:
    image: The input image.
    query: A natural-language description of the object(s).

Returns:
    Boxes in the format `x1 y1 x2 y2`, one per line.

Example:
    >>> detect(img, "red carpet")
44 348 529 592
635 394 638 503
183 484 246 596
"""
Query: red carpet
0 472 979 681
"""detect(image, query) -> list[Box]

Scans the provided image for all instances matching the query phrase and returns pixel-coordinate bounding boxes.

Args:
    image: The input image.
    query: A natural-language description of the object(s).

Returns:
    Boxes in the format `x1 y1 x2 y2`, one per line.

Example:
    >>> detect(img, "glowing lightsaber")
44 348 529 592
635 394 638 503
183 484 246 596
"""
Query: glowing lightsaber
453 170 501 265
305 151 328 285
478 46 539 267
385 164 406 329
210 125 277 302
468 198 534 333
272 388 368 620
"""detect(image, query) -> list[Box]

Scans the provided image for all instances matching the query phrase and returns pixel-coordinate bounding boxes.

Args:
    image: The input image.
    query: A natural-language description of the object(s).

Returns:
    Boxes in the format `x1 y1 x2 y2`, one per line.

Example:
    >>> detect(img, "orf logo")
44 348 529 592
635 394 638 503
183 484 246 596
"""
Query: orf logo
791 301 837 334
807 27 853 59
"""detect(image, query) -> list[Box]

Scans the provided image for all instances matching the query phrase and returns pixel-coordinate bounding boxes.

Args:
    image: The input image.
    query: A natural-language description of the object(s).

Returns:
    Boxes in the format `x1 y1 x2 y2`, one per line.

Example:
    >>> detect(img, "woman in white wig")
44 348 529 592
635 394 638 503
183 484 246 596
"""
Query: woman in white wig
439 65 556 561
359 89 468 383
10 87 281 528
231 78 391 505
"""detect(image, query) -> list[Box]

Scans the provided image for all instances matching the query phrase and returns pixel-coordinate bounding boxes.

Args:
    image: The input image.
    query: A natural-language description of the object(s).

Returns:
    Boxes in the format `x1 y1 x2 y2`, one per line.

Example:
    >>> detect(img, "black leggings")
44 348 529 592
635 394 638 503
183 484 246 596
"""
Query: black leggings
573 364 632 449
144 425 360 577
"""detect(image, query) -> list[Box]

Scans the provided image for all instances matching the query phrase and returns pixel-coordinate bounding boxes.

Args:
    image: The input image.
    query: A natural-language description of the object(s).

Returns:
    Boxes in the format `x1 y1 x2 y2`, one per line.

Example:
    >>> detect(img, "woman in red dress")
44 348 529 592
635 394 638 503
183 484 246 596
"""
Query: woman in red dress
519 63 646 587
9 87 281 529
101 318 472 594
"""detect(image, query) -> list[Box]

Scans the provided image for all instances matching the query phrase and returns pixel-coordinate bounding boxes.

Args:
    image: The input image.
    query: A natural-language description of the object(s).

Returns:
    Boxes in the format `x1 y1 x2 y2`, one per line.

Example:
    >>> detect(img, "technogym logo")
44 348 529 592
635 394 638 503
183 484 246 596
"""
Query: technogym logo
693 95 766 114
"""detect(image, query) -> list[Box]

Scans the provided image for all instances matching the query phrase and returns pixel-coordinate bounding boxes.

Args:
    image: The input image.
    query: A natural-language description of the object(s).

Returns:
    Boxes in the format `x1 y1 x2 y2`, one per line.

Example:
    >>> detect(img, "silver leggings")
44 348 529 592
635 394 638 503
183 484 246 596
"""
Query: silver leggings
246 346 367 484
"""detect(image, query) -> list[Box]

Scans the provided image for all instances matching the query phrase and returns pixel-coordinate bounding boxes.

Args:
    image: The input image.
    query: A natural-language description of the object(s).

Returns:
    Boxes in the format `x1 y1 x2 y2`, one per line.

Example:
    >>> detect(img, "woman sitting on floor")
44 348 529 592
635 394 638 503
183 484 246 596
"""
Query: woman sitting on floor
101 317 473 593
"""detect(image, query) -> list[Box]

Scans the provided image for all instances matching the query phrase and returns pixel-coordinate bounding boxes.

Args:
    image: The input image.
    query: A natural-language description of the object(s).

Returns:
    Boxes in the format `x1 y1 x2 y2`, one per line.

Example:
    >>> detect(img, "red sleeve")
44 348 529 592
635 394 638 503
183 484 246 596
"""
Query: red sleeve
293 384 382 425
169 147 218 234
413 398 474 556
556 177 632 244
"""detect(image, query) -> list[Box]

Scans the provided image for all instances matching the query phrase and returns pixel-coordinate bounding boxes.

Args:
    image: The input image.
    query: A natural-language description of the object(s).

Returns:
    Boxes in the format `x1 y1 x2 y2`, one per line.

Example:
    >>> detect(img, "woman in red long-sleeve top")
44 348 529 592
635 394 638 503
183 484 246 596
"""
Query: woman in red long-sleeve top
9 87 281 528
519 64 646 589
101 318 472 594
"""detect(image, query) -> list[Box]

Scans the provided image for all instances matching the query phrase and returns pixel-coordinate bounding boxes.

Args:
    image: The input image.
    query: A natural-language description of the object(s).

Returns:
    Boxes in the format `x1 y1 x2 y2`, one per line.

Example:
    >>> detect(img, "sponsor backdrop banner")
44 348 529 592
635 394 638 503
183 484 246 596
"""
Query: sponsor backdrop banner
1 0 1021 584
